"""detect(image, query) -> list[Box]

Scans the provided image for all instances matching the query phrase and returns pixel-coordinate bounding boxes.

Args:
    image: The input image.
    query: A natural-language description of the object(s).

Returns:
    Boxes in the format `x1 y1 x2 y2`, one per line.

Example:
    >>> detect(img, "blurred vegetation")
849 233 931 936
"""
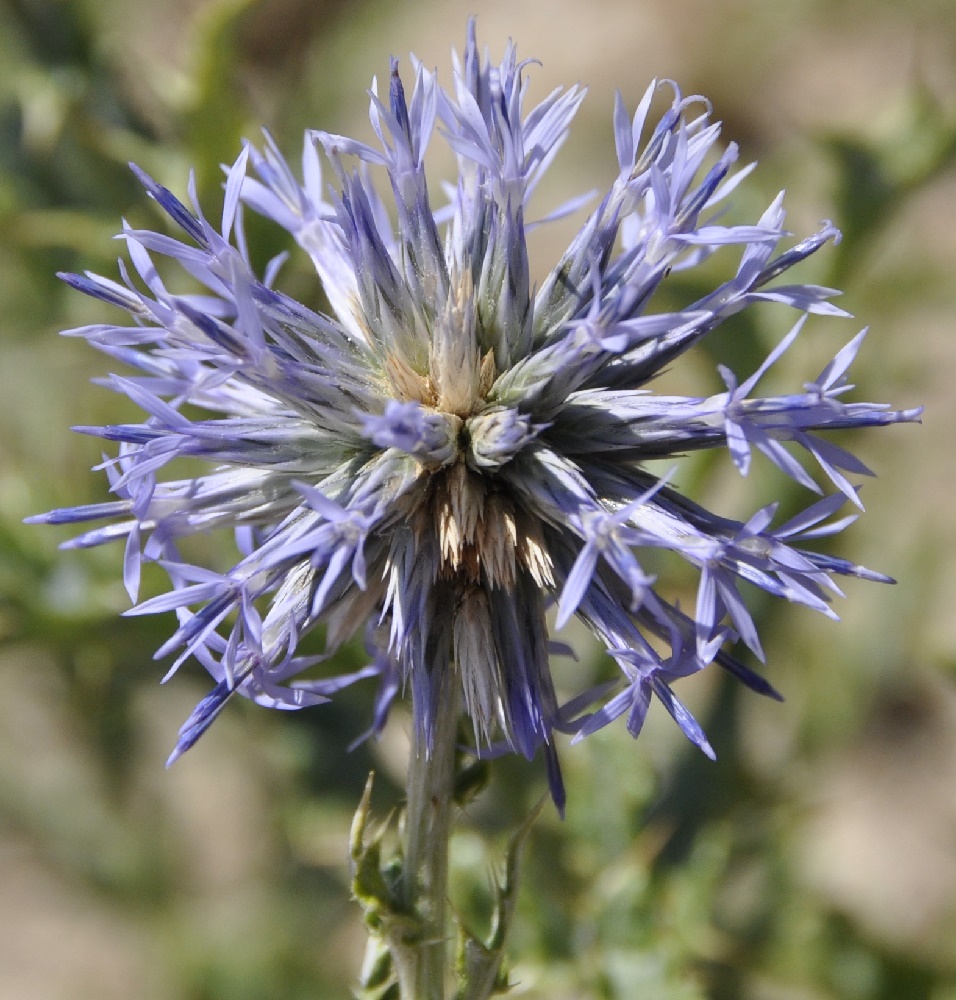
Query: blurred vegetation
2 1 955 998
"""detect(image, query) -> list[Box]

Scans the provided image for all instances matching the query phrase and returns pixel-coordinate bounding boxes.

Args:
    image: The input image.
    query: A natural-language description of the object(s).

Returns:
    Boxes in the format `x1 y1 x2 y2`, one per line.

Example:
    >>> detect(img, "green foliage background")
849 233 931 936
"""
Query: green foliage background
1 1 955 997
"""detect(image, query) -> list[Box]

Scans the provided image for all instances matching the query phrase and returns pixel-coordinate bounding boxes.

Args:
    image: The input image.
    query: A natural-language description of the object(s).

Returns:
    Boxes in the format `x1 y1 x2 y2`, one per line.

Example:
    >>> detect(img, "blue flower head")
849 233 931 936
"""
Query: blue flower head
34 21 920 811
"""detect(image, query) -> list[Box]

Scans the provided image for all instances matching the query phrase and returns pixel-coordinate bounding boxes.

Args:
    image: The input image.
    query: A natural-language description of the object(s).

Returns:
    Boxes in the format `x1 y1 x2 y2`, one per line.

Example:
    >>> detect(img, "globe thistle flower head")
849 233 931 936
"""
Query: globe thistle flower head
35 21 920 811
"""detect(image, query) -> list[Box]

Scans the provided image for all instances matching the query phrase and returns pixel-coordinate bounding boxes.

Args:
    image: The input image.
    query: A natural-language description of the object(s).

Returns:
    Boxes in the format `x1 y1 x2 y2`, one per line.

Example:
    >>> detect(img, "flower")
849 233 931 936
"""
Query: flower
33 21 920 810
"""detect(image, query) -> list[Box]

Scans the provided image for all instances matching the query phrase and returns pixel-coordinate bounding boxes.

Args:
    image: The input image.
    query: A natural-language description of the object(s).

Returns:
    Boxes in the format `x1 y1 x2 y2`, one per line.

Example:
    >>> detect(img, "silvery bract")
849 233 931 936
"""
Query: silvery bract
34 22 920 810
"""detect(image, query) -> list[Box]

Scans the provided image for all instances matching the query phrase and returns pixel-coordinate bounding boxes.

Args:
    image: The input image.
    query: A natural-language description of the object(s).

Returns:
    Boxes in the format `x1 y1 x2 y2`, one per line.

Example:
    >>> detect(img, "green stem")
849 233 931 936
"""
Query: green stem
395 670 459 1000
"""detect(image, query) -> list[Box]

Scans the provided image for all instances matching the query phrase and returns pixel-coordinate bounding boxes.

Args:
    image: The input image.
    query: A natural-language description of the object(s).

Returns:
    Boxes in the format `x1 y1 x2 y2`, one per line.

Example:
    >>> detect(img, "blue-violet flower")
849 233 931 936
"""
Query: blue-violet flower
34 22 921 810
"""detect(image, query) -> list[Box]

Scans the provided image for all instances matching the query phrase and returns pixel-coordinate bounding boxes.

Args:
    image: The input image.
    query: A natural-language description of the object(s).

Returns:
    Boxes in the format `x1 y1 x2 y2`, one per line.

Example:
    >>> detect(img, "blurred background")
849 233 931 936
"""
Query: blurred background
1 0 954 997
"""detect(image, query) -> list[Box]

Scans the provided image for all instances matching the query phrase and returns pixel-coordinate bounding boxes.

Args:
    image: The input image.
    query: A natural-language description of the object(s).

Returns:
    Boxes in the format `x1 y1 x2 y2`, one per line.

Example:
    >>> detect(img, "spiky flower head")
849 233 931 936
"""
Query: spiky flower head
34 21 920 810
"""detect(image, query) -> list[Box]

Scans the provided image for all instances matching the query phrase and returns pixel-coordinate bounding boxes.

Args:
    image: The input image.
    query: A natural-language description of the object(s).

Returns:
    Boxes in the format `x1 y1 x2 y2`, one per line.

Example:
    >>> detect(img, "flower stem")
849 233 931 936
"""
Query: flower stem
396 670 459 1000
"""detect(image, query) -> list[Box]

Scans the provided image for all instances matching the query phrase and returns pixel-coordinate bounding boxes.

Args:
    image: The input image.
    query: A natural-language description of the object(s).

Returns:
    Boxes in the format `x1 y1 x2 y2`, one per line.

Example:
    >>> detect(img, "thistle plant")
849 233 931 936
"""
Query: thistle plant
32 19 920 999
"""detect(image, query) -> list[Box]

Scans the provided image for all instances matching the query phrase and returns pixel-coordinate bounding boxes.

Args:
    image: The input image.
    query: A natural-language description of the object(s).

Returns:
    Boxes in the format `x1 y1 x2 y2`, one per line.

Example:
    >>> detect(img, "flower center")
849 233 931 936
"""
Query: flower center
425 461 552 591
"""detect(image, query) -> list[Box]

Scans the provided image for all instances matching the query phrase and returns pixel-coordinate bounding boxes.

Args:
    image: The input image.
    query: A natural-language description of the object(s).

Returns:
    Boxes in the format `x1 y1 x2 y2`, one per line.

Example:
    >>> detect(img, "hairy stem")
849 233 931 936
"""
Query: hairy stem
396 670 459 1000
